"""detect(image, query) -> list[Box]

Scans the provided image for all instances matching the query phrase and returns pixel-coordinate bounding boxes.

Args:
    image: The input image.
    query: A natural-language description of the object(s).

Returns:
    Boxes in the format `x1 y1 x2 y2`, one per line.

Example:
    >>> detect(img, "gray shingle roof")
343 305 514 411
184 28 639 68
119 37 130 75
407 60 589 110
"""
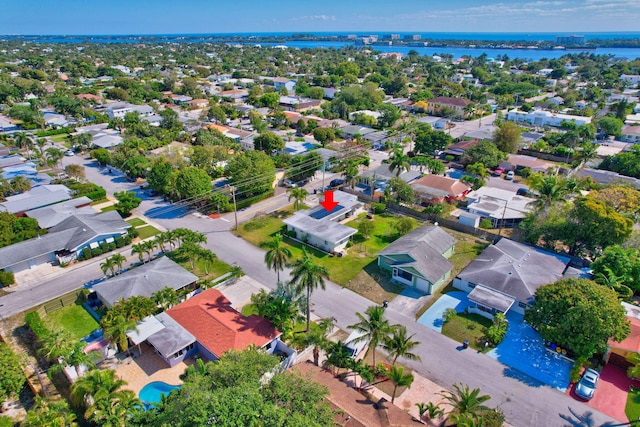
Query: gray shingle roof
49 211 130 251
25 197 93 228
0 185 72 214
360 164 421 183
284 214 357 243
0 229 76 269
93 257 198 307
468 285 515 312
379 226 456 284
457 238 570 304
146 312 196 359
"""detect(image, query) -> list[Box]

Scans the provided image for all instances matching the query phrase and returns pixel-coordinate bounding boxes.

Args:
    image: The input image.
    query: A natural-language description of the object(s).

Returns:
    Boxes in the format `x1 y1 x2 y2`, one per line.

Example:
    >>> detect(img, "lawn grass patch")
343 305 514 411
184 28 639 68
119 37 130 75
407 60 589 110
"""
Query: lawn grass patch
169 251 233 281
441 312 495 352
236 210 417 286
45 304 99 340
50 134 69 143
100 205 117 212
126 218 147 227
136 225 161 240
627 387 640 422
90 197 109 205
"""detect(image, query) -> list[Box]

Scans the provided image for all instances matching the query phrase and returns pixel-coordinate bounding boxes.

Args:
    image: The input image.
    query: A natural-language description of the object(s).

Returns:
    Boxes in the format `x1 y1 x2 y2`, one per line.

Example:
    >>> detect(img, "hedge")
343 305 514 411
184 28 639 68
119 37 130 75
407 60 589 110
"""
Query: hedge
67 182 107 201
234 190 275 211
25 312 49 339
0 270 14 286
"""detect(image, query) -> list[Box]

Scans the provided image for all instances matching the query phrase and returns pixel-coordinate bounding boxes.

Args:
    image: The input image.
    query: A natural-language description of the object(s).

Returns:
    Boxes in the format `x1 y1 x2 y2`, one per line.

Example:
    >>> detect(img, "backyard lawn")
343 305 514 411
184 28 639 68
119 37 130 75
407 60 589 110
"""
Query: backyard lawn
45 304 100 340
441 312 494 352
236 209 416 286
627 388 640 422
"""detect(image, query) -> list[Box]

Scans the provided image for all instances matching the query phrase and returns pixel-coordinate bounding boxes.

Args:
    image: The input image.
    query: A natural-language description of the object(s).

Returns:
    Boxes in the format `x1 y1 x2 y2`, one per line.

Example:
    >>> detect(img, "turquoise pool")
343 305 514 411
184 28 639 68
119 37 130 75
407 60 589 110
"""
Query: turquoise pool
139 381 180 405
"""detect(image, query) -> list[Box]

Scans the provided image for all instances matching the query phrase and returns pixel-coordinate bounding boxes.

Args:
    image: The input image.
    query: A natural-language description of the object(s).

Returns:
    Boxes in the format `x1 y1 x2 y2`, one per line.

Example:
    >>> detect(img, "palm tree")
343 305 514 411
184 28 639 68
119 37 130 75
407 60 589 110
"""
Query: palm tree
388 365 414 404
386 146 411 177
100 257 117 277
301 317 335 366
88 389 141 427
45 147 65 170
439 383 492 426
198 248 217 275
142 240 156 262
343 161 360 189
152 286 180 311
13 132 34 160
131 243 146 263
102 315 136 353
348 305 391 367
530 176 570 210
325 340 353 376
22 397 78 427
262 234 292 284
165 230 178 251
71 369 127 409
287 186 308 210
288 247 329 332
68 341 97 377
383 325 422 366
38 328 74 363
154 232 169 253
110 253 127 275
181 241 201 269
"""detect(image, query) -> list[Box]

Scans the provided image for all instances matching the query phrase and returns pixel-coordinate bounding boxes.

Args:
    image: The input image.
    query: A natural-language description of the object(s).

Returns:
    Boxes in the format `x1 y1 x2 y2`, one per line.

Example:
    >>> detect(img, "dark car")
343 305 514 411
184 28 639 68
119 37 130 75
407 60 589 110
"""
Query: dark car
329 179 345 188
516 187 534 197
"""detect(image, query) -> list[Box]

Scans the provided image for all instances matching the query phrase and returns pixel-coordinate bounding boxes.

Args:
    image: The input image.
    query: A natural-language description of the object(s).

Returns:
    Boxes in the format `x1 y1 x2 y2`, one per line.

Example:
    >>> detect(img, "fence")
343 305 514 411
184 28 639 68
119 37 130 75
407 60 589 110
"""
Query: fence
517 148 575 164
33 289 85 317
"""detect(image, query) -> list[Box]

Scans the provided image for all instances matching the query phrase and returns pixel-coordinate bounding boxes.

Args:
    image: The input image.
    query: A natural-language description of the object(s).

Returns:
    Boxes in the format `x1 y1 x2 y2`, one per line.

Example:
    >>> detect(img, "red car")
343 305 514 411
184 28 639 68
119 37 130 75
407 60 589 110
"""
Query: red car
492 167 506 176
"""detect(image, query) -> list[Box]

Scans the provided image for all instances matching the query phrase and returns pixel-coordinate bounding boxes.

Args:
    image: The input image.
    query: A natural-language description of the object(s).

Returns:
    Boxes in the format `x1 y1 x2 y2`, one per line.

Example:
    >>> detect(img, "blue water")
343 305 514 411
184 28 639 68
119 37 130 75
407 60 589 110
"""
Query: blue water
139 381 180 405
486 312 572 391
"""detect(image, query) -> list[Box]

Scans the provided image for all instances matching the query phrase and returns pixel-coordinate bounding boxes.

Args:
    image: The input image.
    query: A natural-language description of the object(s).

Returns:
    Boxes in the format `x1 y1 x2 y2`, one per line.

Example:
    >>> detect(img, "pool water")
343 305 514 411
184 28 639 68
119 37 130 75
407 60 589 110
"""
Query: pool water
139 381 180 405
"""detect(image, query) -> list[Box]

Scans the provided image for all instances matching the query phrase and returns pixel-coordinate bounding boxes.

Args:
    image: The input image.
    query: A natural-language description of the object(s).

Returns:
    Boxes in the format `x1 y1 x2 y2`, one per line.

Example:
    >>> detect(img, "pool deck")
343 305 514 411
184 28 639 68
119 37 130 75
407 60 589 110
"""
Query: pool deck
114 343 194 395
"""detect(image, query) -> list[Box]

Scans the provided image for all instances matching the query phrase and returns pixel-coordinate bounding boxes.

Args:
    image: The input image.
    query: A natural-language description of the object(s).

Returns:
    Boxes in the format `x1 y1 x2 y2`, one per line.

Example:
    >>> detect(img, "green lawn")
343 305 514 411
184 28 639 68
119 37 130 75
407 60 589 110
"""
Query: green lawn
627 387 640 422
50 134 69 143
45 304 99 340
236 209 415 286
101 205 117 212
136 225 161 240
126 218 147 227
90 198 109 206
168 251 233 281
441 312 495 352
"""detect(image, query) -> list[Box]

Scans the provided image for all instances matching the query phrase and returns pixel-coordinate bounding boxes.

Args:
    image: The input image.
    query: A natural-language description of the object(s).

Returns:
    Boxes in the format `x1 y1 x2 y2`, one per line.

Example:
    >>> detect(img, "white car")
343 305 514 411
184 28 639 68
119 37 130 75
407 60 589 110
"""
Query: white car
505 171 515 180
575 368 600 400
65 150 75 157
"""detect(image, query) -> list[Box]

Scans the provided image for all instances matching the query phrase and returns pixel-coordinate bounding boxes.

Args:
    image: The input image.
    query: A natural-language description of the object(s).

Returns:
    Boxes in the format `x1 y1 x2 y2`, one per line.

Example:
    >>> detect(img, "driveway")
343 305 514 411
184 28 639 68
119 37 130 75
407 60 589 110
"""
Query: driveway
567 364 635 423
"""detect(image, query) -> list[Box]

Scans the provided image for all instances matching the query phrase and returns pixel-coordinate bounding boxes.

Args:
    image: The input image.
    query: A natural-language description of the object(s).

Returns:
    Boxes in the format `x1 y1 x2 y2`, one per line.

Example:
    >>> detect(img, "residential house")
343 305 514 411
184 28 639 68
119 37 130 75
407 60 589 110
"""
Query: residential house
104 103 154 119
169 94 193 105
507 109 592 127
0 211 130 273
25 196 93 228
453 238 571 319
465 186 536 228
359 164 422 188
607 302 640 368
128 313 197 367
411 174 471 204
185 98 209 109
322 87 339 99
348 110 382 123
273 77 296 93
283 190 363 254
426 96 473 118
166 288 293 363
278 96 322 112
621 74 640 87
378 225 456 294
206 124 256 150
0 115 19 132
338 124 375 140
362 130 389 149
546 96 565 107
621 125 640 143
43 112 70 128
0 184 73 215
93 256 197 308
500 154 556 174
575 168 640 189
442 139 480 160
218 89 249 103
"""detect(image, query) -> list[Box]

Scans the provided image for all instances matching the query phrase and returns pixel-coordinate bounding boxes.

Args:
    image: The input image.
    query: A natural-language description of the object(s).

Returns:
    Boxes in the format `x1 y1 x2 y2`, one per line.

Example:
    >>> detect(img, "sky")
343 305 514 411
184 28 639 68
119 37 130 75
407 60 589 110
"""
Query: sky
1 0 639 35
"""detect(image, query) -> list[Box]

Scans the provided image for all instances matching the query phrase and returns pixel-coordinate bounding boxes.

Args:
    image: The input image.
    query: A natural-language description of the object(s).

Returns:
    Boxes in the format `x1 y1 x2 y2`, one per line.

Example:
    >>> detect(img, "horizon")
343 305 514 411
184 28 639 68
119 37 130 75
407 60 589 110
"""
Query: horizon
2 0 640 35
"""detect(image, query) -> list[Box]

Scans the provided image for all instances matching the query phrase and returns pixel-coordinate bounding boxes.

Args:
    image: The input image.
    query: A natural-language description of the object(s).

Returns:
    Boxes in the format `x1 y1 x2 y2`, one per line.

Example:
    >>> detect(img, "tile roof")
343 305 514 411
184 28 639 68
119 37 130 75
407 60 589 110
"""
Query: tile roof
457 238 570 304
428 96 473 107
93 256 197 307
166 288 279 358
411 174 470 198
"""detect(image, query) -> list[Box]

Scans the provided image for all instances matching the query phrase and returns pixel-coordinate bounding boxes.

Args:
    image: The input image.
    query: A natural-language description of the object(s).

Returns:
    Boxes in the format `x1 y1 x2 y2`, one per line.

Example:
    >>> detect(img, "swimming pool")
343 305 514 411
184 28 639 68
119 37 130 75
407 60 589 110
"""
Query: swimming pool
139 381 180 405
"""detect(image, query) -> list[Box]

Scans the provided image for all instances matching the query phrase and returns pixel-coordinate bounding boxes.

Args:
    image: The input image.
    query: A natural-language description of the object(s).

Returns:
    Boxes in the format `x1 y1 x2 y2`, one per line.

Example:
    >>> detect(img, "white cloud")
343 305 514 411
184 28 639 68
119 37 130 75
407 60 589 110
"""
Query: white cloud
290 15 336 22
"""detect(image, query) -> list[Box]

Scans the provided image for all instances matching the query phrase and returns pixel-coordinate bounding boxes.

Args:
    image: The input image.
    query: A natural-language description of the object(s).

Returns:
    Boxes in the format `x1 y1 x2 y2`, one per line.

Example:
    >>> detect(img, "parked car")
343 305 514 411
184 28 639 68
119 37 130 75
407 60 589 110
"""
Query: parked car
328 179 345 188
505 171 515 180
575 368 600 400
492 167 506 176
65 150 75 157
516 187 534 197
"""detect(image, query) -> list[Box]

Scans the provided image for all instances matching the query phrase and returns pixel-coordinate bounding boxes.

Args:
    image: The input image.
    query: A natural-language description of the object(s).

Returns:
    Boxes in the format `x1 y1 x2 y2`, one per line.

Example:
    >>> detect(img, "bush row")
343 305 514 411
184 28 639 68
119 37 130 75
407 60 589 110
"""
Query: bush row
25 312 49 340
67 182 107 201
78 235 132 261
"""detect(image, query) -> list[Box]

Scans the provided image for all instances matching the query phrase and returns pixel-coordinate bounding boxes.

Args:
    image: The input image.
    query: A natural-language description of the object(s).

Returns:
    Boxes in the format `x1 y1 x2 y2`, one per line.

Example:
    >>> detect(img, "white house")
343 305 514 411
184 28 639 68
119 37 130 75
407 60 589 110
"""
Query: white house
283 190 363 254
621 74 640 87
507 109 591 127
465 186 536 228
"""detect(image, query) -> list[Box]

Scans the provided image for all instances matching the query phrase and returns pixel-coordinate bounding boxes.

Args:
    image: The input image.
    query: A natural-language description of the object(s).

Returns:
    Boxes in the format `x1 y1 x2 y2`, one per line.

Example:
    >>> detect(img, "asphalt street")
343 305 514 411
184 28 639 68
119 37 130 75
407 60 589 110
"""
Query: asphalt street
0 153 617 426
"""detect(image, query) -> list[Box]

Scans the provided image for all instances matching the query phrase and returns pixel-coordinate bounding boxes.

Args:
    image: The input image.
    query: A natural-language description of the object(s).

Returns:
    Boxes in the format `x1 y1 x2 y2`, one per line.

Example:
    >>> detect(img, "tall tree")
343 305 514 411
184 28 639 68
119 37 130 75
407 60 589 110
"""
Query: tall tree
386 146 411 177
173 166 212 201
22 397 78 427
287 187 308 210
525 278 630 358
388 365 414 404
493 121 522 154
113 191 141 218
383 325 422 366
101 315 137 353
71 369 127 409
288 247 329 332
439 383 492 426
348 305 391 367
262 234 292 284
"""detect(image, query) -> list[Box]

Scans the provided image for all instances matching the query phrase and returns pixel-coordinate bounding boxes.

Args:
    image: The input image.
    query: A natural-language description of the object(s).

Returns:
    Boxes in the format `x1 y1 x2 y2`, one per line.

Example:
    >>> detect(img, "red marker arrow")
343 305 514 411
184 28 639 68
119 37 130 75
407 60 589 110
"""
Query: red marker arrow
319 190 339 212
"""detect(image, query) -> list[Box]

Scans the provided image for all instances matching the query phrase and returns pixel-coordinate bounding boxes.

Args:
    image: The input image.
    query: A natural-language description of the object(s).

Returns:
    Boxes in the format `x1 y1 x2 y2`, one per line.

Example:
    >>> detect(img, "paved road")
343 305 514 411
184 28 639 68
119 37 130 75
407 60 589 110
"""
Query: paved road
0 153 617 426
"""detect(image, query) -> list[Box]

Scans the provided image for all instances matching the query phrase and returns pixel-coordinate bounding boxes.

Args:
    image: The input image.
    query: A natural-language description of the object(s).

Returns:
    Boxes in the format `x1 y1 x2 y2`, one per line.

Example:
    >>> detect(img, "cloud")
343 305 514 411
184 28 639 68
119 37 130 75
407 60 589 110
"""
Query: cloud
290 15 336 22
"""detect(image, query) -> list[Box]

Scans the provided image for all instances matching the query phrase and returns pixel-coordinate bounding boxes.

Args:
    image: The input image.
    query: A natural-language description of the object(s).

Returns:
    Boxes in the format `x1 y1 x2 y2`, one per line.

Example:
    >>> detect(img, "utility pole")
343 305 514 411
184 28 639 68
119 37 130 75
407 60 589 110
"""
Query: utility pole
228 185 238 231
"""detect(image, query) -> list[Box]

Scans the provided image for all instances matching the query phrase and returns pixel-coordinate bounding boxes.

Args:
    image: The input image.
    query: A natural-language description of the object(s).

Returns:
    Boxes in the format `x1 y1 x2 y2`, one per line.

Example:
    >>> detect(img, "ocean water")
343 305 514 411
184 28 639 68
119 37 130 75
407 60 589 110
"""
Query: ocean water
2 32 640 60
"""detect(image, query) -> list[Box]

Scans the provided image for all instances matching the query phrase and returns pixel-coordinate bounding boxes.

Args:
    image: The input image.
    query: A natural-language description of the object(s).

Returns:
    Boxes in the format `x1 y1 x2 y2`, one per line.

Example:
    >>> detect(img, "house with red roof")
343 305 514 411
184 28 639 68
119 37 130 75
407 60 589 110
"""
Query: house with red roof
166 288 294 362
426 96 474 119
411 174 471 204
607 302 640 368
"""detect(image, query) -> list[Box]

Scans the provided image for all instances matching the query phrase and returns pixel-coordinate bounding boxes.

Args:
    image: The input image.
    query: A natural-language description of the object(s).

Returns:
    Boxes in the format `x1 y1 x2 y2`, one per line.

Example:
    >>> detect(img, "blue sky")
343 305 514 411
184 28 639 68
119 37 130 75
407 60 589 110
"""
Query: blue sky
1 0 639 35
